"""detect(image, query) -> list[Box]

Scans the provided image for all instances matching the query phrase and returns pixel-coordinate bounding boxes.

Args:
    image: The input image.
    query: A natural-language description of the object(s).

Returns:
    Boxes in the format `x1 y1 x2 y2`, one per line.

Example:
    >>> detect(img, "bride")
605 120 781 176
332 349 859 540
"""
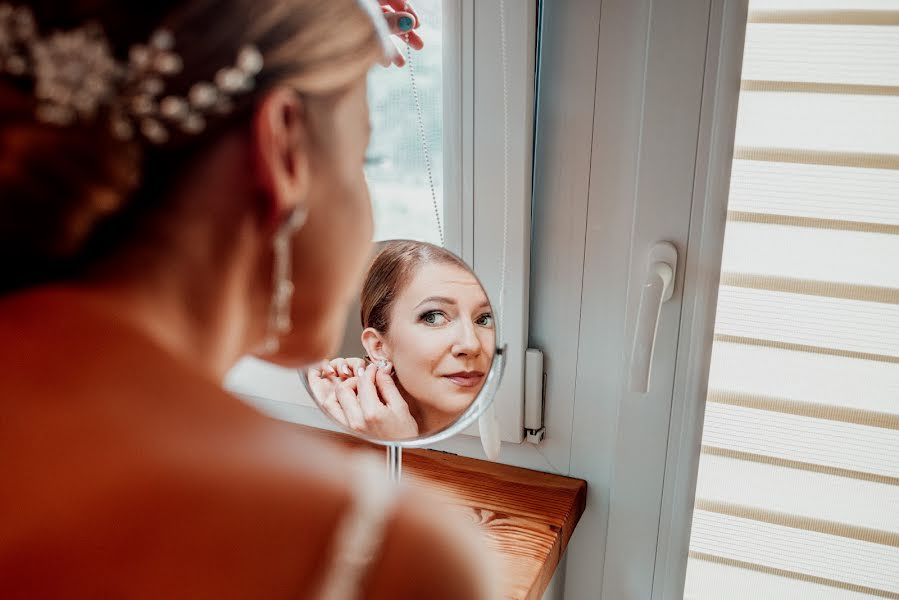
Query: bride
0 1 495 597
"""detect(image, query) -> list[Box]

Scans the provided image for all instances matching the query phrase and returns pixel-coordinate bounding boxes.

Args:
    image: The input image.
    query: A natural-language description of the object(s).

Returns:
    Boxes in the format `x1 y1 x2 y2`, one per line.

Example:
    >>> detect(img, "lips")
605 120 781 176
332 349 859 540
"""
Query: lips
443 371 486 388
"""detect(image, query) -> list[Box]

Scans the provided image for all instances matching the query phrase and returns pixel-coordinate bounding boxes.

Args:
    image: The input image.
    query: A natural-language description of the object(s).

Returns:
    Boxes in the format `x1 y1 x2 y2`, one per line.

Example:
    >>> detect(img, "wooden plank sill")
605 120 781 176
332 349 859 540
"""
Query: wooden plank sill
298 426 587 600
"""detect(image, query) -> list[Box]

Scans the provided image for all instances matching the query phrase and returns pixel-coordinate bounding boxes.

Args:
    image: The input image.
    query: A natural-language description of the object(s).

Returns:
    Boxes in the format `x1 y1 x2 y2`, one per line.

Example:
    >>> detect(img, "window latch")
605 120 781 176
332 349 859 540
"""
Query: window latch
524 348 546 444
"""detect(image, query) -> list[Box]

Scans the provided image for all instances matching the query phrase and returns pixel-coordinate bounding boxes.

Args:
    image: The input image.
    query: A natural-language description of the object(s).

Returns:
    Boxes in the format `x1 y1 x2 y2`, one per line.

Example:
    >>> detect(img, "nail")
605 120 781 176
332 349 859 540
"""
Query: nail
385 363 393 375
342 365 351 376
356 366 364 377
326 366 336 375
398 16 414 32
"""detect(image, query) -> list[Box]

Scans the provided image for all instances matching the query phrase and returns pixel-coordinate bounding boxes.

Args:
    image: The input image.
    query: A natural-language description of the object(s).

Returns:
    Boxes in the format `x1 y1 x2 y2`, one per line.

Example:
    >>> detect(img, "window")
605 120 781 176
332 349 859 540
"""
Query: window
223 1 536 445
683 2 899 598
366 0 444 245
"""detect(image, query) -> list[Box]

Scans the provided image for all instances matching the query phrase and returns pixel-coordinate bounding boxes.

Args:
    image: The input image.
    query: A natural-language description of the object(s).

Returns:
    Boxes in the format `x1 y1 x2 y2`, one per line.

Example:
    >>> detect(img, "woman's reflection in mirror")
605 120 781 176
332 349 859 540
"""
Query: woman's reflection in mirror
364 241 494 430
310 241 495 437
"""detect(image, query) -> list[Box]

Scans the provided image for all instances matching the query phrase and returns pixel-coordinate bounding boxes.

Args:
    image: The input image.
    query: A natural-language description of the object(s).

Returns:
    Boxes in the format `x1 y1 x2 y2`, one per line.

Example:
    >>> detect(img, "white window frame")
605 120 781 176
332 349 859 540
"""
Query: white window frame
558 0 749 598
224 0 537 446
651 3 748 598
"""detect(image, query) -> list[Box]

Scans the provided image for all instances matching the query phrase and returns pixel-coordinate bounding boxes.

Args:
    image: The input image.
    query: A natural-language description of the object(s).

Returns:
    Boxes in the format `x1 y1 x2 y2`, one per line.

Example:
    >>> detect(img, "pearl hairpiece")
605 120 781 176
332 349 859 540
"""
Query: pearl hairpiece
0 4 263 144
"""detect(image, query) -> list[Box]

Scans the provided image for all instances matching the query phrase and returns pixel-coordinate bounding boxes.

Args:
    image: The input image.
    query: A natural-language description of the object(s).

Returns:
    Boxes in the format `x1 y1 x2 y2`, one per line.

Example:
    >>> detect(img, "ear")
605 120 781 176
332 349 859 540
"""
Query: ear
252 87 310 229
361 327 391 362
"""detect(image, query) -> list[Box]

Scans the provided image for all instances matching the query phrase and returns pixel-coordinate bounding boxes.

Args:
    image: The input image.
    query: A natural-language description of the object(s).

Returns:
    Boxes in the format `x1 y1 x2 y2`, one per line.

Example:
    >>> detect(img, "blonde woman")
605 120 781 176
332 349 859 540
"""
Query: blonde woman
0 1 495 597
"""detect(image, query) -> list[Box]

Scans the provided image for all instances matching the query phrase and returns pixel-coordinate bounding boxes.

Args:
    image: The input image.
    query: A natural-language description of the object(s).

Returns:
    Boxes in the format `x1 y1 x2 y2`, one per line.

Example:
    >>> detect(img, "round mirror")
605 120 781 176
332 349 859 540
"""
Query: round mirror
301 239 505 447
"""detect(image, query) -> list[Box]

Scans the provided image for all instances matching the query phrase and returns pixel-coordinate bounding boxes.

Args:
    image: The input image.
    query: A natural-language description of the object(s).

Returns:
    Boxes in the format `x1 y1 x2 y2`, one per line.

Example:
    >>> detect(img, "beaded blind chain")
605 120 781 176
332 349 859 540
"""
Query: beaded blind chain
400 2 510 338
402 2 444 247
0 3 263 145
497 0 510 342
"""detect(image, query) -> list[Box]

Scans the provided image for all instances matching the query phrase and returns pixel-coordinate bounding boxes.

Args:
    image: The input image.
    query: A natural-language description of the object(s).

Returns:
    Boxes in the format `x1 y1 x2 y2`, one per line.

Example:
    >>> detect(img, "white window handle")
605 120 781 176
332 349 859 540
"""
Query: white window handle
628 242 678 394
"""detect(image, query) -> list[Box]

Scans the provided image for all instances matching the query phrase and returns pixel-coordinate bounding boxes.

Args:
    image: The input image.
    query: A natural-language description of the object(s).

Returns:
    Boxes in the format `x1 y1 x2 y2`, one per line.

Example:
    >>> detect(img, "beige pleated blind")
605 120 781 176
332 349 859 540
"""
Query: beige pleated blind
683 1 899 598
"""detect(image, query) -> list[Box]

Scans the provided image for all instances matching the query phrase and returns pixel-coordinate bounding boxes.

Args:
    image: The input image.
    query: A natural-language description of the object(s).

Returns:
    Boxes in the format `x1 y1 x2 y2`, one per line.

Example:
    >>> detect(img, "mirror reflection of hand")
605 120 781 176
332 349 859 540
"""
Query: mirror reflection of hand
334 364 419 440
306 358 367 428
328 357 367 380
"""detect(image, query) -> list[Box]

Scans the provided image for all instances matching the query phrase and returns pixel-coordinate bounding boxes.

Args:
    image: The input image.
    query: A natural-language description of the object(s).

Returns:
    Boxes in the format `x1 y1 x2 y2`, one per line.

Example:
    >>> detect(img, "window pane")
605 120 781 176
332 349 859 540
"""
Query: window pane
365 0 444 245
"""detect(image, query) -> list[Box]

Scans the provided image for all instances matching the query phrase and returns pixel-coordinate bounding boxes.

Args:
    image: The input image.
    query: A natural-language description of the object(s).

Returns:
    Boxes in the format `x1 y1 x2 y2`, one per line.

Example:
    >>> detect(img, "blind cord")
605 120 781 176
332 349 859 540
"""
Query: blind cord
403 1 510 345
497 0 510 343
403 7 444 247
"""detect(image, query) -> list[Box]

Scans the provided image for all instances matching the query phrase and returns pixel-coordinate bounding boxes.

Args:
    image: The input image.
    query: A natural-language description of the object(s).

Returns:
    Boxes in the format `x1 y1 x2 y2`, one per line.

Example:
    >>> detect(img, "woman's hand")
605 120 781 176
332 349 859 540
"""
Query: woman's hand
325 357 367 379
379 0 424 67
306 358 367 428
334 364 419 439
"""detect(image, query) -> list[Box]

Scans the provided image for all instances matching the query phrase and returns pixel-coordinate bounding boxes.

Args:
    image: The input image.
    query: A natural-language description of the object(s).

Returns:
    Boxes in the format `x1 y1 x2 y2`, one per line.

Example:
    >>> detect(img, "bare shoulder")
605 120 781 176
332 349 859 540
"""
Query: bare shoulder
363 486 500 600
219 426 499 599
176 426 499 599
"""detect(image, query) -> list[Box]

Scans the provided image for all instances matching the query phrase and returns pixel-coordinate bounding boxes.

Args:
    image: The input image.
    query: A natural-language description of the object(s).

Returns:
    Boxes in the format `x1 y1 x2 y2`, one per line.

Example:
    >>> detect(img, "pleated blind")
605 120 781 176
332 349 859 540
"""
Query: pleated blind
683 2 899 598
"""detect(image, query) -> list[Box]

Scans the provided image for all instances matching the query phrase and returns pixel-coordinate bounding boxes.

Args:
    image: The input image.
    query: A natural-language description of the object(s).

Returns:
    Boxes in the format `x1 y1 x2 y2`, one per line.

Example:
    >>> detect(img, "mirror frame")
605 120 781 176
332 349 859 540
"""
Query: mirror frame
299 239 506 447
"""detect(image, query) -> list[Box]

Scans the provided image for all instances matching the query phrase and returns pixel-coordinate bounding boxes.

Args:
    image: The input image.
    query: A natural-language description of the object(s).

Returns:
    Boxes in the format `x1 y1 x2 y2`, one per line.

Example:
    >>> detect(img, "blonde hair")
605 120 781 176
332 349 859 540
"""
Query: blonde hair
0 0 386 292
361 240 471 334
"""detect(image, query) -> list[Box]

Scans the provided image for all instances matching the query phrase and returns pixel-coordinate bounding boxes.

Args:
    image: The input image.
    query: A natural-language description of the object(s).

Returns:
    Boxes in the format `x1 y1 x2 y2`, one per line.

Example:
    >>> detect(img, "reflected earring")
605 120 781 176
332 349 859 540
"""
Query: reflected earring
261 205 308 355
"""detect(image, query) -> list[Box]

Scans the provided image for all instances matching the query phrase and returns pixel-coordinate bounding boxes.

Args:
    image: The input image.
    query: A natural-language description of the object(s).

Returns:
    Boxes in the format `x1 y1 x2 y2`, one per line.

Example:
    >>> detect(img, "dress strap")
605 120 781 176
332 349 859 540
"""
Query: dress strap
316 451 398 600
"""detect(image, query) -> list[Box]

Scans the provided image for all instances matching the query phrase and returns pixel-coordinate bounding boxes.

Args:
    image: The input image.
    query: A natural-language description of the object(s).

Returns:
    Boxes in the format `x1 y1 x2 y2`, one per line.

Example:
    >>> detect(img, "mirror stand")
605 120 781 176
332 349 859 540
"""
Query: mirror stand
386 444 402 482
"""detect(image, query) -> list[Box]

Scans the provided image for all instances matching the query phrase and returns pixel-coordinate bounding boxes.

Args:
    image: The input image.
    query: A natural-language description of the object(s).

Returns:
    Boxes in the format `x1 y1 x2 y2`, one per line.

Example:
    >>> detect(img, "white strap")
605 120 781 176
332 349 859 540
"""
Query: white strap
317 452 398 600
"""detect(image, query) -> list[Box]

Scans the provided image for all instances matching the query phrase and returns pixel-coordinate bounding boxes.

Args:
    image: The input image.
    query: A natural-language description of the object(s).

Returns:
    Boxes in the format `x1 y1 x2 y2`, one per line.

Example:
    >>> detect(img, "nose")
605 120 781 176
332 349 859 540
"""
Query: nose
451 320 482 358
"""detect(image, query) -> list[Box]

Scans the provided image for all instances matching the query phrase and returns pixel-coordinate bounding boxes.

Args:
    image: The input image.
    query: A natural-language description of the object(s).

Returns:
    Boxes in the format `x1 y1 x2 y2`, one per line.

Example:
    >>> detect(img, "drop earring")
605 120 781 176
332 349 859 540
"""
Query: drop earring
261 205 308 355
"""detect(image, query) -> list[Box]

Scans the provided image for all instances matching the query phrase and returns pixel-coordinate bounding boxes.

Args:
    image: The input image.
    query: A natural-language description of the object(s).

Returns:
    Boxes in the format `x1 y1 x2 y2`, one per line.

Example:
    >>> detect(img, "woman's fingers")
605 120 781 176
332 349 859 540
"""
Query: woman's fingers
386 34 423 67
306 365 335 400
346 357 367 372
318 360 337 378
384 15 424 51
388 38 406 67
380 0 420 24
374 368 408 411
399 29 424 50
356 364 384 418
306 366 323 384
329 357 353 378
329 358 348 377
335 378 366 431
320 390 348 428
379 1 424 67
326 357 367 379
382 11 417 36
375 370 418 437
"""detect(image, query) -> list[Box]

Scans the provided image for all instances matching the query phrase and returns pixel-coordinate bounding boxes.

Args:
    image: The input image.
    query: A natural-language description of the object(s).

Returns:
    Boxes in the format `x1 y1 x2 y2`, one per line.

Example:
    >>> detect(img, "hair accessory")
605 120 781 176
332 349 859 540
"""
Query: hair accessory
0 4 264 144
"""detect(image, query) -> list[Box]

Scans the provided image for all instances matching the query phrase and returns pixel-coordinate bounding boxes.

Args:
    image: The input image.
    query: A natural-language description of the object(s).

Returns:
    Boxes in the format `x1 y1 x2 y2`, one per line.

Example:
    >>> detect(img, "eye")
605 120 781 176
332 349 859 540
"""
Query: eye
419 310 449 326
476 313 494 328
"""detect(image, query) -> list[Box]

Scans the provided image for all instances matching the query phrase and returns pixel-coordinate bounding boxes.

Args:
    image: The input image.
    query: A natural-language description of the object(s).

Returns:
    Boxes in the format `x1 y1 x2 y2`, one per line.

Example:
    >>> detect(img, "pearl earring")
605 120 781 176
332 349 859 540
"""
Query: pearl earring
261 205 308 355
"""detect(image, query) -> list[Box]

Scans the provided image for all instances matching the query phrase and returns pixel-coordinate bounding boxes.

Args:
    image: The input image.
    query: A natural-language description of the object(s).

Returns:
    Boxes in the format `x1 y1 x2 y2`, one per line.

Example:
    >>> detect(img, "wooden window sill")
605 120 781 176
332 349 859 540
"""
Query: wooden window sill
298 426 587 600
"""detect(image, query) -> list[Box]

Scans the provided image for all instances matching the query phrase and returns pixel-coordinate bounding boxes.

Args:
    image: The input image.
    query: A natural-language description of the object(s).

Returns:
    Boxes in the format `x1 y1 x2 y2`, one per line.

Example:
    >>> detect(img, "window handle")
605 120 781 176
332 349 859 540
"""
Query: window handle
628 242 678 394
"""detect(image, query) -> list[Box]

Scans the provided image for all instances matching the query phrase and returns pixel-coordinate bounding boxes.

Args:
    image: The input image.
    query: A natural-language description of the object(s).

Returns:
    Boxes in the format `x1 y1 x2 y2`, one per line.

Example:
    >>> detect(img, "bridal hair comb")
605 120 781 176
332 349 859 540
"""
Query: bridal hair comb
0 3 263 144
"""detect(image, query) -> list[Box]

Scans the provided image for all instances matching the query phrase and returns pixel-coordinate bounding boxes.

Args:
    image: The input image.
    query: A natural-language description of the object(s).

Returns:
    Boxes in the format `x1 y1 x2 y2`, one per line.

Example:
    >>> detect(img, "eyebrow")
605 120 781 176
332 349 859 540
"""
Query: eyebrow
415 296 456 309
414 296 493 311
